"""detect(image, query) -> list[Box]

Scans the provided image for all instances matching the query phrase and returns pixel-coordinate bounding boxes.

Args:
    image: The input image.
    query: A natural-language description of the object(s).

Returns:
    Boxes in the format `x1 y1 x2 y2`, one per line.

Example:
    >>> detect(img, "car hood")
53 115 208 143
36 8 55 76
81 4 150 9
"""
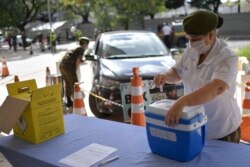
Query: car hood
100 56 175 82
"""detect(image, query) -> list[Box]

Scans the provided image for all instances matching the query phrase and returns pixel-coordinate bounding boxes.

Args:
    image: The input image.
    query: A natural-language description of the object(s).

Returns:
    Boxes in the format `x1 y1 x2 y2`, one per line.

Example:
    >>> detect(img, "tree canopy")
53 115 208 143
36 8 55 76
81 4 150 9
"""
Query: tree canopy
60 0 93 23
0 0 245 32
92 0 165 30
165 0 185 9
188 0 222 13
0 0 47 32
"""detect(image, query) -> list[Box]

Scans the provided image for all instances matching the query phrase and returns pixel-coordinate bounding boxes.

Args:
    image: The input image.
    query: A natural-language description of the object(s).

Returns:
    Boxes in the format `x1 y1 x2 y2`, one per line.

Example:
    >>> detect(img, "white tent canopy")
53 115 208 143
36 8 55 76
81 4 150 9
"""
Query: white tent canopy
31 21 67 31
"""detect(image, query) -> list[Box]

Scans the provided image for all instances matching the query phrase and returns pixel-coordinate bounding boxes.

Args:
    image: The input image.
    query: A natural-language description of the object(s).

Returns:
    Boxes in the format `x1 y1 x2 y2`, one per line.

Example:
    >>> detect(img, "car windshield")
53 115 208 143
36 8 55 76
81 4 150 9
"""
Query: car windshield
99 32 168 59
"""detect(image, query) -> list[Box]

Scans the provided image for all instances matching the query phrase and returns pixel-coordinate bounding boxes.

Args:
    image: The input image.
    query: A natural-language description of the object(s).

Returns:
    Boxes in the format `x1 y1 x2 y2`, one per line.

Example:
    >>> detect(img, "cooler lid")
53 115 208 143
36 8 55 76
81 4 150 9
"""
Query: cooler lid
147 99 205 119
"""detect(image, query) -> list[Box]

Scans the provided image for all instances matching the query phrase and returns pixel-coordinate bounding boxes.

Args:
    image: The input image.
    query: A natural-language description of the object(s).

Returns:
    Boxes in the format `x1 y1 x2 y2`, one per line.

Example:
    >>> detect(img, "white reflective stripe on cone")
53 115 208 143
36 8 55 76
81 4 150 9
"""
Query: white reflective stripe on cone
244 92 250 99
131 103 144 113
73 108 87 115
242 108 250 115
131 86 142 96
74 92 83 99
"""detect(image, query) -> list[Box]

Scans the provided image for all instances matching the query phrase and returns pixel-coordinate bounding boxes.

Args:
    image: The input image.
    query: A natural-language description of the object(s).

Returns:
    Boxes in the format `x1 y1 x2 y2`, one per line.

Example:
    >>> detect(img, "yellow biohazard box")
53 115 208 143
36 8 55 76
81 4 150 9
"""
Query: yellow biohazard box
0 79 65 144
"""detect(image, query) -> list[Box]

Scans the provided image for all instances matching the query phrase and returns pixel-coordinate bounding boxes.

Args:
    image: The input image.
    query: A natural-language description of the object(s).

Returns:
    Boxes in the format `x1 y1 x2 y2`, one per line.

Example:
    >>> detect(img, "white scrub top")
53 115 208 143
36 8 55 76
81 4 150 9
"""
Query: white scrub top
162 25 172 36
173 38 242 139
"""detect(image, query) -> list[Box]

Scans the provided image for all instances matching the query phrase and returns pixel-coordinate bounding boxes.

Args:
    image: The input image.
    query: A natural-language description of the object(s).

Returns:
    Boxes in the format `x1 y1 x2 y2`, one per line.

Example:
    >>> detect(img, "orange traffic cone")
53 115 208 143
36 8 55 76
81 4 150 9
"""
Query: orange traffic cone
73 82 87 116
46 67 51 86
130 67 145 126
2 57 9 77
241 82 250 141
14 75 19 82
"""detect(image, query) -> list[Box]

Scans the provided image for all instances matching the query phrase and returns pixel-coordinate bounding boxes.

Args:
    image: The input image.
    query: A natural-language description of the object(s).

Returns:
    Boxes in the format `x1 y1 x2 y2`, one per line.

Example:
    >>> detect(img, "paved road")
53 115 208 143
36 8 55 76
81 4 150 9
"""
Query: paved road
0 42 95 117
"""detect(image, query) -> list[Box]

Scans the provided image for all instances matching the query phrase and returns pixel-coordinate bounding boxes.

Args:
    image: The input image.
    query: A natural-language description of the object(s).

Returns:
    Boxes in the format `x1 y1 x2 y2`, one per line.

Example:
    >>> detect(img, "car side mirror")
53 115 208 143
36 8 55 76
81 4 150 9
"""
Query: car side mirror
84 48 98 61
170 48 183 61
85 54 98 61
170 48 180 56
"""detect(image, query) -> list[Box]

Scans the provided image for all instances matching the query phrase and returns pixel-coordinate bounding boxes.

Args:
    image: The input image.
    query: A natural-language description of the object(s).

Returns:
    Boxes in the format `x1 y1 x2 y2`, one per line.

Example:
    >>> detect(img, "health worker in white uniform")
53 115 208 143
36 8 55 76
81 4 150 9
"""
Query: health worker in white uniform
154 10 242 143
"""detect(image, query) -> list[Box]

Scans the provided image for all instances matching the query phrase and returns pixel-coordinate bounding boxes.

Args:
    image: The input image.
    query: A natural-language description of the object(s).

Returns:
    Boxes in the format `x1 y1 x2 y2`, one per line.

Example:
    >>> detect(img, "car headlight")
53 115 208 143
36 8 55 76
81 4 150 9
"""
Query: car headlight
100 77 120 88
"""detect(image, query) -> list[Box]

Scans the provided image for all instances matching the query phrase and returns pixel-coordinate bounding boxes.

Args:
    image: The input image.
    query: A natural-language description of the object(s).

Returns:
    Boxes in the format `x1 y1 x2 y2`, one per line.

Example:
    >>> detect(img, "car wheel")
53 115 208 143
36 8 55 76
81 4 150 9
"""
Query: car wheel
89 88 125 122
88 89 112 117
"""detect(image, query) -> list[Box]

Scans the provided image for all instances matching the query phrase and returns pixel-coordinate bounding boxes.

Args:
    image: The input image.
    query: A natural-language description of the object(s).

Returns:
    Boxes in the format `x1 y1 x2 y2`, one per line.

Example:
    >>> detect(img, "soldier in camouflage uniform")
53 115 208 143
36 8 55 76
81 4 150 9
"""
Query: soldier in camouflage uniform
50 31 57 53
59 47 84 107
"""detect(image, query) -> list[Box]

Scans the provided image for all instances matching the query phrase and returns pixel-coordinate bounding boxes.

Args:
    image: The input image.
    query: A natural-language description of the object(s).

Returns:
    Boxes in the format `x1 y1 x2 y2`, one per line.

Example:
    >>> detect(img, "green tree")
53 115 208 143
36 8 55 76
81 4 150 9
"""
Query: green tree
92 0 115 30
93 0 165 30
60 0 93 23
0 0 47 32
188 0 222 13
165 0 185 9
37 0 62 23
223 0 239 13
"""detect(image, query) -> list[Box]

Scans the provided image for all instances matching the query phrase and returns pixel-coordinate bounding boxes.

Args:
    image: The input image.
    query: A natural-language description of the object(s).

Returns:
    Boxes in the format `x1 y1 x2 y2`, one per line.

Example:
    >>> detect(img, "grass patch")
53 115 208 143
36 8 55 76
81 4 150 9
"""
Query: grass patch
236 46 250 62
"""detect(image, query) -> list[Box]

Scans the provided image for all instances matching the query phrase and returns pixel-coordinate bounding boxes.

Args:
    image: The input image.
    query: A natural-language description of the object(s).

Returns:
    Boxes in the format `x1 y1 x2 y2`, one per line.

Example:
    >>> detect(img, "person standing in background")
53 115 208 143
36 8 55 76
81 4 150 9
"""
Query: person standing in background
38 32 45 52
12 32 17 52
21 31 27 50
75 29 83 42
6 32 12 50
162 22 172 49
50 30 57 53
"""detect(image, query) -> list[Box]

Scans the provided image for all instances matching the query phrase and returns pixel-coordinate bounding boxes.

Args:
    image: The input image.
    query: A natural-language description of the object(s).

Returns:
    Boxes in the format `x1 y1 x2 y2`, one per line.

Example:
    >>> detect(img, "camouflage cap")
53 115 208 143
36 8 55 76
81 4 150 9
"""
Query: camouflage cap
183 10 218 35
79 36 90 42
79 36 90 46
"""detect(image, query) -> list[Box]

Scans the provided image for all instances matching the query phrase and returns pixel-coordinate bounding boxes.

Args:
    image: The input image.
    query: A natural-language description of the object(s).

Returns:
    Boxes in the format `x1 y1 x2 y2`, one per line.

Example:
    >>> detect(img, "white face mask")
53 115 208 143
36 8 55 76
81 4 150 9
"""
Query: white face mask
189 40 211 55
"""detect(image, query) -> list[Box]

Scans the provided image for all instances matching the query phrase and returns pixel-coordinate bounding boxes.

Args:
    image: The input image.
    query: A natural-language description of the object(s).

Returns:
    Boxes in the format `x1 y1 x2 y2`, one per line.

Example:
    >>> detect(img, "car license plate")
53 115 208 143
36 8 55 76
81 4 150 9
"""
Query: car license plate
150 93 167 102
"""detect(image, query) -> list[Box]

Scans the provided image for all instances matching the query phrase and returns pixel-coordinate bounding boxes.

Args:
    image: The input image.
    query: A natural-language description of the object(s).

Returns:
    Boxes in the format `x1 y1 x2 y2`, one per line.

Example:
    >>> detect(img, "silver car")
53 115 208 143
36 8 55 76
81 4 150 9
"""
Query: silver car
86 30 183 122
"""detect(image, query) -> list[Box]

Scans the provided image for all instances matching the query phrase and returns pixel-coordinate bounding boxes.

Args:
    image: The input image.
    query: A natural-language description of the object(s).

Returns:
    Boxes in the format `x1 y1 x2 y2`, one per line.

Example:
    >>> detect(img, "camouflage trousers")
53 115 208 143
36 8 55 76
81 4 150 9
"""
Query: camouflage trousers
217 127 241 143
59 66 78 101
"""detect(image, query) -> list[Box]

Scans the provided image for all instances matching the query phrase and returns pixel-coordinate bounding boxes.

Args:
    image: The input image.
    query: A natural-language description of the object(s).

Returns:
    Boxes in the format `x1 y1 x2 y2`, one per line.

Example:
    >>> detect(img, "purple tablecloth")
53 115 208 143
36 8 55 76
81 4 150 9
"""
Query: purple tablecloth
0 114 250 167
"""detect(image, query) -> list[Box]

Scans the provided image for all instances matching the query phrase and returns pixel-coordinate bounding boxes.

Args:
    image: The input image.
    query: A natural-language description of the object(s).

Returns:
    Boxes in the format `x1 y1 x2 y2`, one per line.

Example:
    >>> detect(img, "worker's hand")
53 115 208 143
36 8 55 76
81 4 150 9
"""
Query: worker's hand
153 73 167 88
165 101 184 127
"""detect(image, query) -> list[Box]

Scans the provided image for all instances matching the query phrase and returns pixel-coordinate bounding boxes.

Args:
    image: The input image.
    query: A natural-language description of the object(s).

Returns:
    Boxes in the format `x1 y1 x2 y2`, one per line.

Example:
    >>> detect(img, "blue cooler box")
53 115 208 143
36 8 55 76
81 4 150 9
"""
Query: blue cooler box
145 99 207 162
